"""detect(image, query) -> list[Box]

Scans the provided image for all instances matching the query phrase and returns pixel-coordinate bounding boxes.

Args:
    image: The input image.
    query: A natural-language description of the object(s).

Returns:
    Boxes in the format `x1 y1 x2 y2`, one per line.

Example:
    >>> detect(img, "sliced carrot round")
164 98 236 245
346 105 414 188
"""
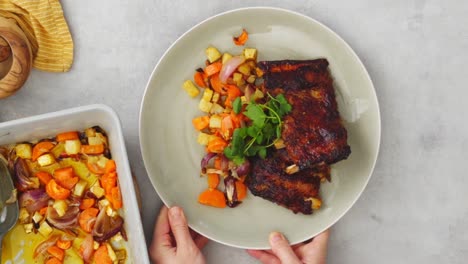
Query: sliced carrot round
32 141 55 161
198 189 226 208
46 180 71 200
79 208 99 233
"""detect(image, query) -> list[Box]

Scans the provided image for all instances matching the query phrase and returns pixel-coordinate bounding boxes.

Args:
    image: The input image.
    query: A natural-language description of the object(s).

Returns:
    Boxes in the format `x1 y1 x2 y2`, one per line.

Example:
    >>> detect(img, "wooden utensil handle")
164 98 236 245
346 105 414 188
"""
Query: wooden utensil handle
0 18 32 99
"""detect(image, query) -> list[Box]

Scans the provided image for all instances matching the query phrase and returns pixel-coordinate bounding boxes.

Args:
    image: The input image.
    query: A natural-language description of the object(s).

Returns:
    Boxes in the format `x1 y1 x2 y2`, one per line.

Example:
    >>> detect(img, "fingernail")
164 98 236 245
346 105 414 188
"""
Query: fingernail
269 232 284 244
169 207 182 218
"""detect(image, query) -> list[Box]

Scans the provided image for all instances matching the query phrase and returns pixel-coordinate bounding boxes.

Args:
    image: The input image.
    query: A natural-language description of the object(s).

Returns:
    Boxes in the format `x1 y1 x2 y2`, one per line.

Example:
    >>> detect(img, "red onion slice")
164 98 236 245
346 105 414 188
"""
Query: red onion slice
92 207 124 242
224 176 240 208
219 56 245 83
47 206 80 230
200 153 216 170
19 188 50 213
236 159 251 176
80 234 94 263
34 234 60 258
14 158 39 191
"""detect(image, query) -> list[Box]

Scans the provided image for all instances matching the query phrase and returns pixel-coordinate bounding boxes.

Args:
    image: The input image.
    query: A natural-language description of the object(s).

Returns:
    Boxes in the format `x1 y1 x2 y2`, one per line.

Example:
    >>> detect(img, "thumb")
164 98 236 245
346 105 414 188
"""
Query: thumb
269 232 300 264
168 206 196 251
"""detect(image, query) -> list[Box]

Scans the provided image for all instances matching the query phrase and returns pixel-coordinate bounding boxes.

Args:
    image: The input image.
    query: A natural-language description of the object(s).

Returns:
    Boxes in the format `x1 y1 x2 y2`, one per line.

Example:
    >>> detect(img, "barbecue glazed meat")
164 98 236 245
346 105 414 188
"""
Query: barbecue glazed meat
246 150 330 214
258 59 351 169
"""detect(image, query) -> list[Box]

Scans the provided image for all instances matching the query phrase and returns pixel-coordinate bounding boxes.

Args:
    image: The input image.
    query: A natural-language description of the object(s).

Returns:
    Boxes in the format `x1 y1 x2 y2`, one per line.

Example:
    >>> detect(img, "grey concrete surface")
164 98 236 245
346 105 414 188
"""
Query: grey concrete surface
1 0 467 263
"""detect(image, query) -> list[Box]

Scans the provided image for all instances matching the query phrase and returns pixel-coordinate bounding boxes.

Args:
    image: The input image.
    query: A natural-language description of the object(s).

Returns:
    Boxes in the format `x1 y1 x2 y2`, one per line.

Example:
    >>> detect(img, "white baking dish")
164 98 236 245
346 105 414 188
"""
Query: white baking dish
0 104 149 264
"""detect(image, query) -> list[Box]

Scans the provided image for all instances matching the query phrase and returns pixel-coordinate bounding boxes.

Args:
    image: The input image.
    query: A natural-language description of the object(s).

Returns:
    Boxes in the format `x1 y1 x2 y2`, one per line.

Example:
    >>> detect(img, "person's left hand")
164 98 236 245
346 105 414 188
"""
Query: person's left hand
149 206 209 264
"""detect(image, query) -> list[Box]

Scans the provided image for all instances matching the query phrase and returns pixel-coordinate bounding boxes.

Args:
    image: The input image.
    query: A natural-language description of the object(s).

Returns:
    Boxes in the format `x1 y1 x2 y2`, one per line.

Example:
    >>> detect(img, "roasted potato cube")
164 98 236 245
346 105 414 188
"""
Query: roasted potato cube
221 53 233 64
183 80 200 98
274 139 286 149
37 154 55 167
205 46 222 63
96 156 109 168
211 92 220 103
32 211 43 223
65 139 81 155
237 63 251 76
15 144 32 159
209 115 222 129
38 221 53 237
87 136 102 146
247 75 256 84
91 185 105 199
243 48 257 61
23 223 34 234
253 89 264 100
233 73 245 86
209 103 224 114
197 133 211 145
74 180 87 197
311 197 322 210
202 88 214 102
53 200 68 217
85 127 96 137
106 243 117 261
19 208 30 224
199 100 213 113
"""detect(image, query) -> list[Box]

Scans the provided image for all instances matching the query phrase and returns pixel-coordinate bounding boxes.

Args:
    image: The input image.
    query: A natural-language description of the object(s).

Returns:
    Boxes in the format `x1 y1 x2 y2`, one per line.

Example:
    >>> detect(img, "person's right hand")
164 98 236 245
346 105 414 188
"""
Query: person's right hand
247 229 330 264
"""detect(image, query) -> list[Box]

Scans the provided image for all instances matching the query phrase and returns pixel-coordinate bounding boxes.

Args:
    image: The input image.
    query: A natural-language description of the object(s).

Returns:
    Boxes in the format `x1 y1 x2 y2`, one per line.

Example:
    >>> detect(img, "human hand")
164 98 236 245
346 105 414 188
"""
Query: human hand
150 206 209 264
247 230 330 264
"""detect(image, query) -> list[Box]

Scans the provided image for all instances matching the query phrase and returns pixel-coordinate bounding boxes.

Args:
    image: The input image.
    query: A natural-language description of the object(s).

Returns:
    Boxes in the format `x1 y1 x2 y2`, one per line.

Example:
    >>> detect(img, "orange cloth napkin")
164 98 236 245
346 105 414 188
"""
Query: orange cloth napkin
0 0 73 72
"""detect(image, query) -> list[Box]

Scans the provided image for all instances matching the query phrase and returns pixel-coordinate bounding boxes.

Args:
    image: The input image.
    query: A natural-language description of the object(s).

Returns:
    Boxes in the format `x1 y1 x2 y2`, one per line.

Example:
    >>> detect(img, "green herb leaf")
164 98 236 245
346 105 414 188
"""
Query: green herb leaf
245 104 266 127
258 148 267 159
222 92 292 163
233 97 242 114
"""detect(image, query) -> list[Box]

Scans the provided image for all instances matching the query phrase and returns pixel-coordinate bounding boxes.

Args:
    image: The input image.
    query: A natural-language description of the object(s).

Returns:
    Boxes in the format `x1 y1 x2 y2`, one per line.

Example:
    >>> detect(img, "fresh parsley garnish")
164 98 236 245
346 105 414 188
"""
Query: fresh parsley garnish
224 93 292 164
233 97 242 114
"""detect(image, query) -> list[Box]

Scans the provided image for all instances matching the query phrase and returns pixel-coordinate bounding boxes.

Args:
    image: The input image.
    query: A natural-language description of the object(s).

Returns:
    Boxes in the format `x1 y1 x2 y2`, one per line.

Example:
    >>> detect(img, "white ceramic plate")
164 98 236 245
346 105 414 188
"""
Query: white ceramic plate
140 7 380 249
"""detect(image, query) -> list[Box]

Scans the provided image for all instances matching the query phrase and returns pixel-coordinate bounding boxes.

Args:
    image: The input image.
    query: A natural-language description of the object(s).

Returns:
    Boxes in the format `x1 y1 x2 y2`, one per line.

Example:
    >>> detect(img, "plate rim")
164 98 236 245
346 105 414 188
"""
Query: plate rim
139 6 381 249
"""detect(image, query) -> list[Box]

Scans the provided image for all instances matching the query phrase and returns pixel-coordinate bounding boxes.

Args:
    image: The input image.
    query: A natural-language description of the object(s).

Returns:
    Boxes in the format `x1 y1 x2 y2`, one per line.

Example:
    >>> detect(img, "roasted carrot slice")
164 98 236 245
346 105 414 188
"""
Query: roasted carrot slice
79 208 99 233
46 180 71 200
39 206 49 215
204 61 222 77
56 131 79 142
36 171 52 185
94 245 112 264
57 176 79 190
206 137 228 153
87 161 105 175
192 116 210 131
45 257 62 264
54 167 78 189
101 174 117 195
54 167 75 180
47 246 65 261
233 29 249 46
213 157 222 170
32 141 55 161
81 144 105 155
194 71 207 88
56 239 72 250
104 160 116 173
210 74 227 95
198 189 226 208
79 198 95 210
207 173 220 189
110 187 123 209
235 181 247 200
